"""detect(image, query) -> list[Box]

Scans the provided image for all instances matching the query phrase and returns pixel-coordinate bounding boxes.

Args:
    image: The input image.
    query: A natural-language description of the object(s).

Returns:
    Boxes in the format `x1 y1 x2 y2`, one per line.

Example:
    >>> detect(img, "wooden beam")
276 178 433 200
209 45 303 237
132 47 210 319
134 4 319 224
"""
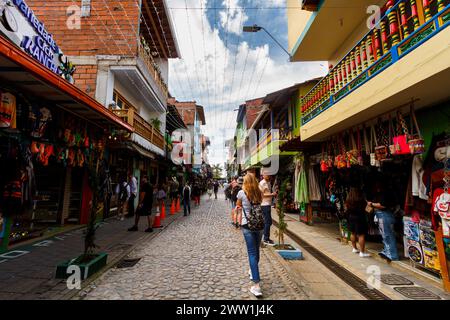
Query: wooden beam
142 0 168 59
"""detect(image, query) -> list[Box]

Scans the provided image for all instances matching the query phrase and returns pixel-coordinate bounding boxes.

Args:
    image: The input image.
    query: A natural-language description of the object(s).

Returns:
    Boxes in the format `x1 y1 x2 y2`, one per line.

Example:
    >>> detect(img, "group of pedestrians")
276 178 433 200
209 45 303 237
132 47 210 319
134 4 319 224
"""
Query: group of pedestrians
225 171 278 298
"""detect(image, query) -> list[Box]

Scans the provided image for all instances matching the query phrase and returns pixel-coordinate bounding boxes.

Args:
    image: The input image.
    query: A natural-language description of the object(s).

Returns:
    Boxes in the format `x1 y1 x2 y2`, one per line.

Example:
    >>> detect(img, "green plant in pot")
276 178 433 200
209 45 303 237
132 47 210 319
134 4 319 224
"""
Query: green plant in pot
275 178 290 250
55 154 108 280
151 118 162 132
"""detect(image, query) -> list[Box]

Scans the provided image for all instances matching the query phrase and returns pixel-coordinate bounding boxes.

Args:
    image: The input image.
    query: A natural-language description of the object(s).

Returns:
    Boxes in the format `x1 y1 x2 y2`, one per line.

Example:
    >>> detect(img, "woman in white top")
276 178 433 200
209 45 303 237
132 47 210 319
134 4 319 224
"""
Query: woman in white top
236 173 264 298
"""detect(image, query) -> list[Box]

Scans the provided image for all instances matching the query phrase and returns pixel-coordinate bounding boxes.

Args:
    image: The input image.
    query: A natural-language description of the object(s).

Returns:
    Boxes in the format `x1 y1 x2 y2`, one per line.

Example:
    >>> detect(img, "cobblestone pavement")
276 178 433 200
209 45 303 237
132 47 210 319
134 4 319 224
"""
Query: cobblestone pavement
82 194 309 300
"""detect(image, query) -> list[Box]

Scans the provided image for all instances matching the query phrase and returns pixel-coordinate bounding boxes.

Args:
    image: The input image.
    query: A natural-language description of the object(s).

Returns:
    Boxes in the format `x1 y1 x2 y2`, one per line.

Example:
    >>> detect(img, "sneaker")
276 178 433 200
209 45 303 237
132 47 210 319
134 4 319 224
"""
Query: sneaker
359 252 371 258
248 269 253 280
144 227 153 233
263 240 276 246
128 225 138 232
250 285 263 298
352 248 360 254
378 252 392 262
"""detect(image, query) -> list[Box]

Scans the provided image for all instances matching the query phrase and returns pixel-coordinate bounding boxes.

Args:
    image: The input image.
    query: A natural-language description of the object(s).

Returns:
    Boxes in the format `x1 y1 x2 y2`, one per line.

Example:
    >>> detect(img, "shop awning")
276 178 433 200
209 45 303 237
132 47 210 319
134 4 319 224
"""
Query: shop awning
0 36 134 132
279 136 321 153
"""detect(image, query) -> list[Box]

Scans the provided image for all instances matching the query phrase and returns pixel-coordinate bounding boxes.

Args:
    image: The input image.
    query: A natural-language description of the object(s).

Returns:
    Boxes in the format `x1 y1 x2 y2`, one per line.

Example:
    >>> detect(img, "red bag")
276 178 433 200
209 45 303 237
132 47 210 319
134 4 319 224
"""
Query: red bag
393 111 410 155
408 104 425 154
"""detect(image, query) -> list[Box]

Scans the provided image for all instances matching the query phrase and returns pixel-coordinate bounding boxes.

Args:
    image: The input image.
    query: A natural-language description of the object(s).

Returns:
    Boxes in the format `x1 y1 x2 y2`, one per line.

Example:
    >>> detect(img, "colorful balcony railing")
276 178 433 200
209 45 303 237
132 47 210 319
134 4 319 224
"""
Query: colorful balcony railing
138 38 169 100
301 0 450 125
111 108 165 151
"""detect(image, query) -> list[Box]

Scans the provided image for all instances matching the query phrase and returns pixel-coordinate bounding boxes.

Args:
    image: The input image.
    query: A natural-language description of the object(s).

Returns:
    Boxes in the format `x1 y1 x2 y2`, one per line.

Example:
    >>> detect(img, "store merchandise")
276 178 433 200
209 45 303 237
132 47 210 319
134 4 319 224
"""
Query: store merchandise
423 247 441 272
0 92 16 128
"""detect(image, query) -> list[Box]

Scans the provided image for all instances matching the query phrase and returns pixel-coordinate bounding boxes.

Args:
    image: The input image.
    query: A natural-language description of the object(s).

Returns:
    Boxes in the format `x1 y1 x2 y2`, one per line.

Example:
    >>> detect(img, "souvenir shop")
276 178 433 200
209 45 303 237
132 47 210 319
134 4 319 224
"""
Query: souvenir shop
296 100 450 288
0 16 131 249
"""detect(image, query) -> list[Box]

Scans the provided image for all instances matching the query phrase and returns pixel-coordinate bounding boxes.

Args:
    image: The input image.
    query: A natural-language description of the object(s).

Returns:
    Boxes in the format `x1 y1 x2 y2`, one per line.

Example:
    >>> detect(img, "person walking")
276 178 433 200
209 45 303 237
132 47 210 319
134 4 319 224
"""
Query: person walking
192 183 201 206
183 182 191 216
207 180 213 200
259 172 277 246
128 175 154 232
367 182 399 261
115 176 130 221
213 180 219 199
127 171 138 218
236 173 265 298
345 187 371 258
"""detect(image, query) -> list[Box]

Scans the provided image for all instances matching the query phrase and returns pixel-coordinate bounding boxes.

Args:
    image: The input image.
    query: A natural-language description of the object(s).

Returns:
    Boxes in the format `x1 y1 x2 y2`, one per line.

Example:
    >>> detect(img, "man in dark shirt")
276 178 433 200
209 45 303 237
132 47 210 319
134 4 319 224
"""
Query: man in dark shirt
128 175 154 232
213 180 219 199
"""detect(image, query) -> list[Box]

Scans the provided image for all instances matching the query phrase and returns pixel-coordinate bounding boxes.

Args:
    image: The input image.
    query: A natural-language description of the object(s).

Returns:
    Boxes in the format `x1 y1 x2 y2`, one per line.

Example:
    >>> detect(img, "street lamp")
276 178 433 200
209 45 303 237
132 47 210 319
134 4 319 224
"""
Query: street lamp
243 24 292 61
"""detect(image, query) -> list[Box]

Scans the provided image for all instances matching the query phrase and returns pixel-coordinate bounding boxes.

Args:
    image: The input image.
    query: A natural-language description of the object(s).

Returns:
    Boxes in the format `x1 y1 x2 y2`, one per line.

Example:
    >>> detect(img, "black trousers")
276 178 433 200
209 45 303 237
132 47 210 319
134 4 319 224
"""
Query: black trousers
128 194 136 216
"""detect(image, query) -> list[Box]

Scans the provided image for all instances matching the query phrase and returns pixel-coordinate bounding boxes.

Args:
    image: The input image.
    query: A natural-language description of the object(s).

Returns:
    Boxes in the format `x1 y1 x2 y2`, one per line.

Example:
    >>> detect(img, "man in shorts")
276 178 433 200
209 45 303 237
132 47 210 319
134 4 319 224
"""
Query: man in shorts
128 175 154 232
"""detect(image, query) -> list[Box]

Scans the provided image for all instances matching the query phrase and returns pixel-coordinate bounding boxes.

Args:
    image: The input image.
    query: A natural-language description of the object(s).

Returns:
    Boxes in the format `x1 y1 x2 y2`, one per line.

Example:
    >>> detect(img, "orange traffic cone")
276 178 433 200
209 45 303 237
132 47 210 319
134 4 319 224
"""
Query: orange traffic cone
176 198 180 212
170 200 176 215
152 210 162 228
160 202 166 220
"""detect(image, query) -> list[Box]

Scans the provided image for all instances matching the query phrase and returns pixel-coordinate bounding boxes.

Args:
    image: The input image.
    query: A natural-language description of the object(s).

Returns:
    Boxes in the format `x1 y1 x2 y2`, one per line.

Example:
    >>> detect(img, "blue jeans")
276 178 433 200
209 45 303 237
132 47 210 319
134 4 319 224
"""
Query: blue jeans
242 228 263 283
183 198 191 215
261 205 272 241
375 210 399 260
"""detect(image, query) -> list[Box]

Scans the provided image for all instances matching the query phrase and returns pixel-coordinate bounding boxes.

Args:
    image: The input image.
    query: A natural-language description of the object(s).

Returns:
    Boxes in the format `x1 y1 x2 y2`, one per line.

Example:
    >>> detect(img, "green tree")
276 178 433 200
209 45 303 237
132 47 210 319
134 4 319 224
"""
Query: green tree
212 164 223 179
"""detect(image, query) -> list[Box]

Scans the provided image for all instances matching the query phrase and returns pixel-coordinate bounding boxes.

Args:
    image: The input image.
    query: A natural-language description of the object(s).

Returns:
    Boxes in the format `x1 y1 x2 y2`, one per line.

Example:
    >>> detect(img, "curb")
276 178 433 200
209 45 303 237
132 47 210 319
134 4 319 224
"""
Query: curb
62 213 183 300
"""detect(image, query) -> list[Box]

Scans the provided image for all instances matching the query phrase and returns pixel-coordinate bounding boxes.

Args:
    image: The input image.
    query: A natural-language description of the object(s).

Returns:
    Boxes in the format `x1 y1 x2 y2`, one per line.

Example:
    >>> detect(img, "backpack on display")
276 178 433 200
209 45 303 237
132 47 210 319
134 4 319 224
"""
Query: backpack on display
242 193 265 231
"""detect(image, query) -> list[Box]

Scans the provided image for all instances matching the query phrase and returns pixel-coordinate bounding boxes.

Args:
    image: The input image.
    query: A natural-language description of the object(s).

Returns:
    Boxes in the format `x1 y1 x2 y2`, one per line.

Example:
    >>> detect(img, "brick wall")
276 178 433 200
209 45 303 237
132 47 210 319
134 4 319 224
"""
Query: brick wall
73 64 98 98
27 0 140 57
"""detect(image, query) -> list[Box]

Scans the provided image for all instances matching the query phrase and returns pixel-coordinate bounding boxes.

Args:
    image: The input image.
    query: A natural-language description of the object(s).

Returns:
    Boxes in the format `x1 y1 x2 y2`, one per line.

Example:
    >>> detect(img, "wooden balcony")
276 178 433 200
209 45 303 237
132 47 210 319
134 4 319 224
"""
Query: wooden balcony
300 0 450 125
137 38 169 101
111 108 165 151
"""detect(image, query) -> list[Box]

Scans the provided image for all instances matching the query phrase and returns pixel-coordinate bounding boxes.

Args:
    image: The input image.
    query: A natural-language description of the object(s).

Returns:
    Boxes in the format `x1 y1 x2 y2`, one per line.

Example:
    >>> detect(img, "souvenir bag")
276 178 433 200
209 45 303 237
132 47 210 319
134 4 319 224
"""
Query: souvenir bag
388 115 397 155
242 192 265 231
375 119 388 162
393 110 411 155
408 104 425 154
356 128 364 166
320 144 329 172
335 134 347 169
346 129 359 167
370 125 380 167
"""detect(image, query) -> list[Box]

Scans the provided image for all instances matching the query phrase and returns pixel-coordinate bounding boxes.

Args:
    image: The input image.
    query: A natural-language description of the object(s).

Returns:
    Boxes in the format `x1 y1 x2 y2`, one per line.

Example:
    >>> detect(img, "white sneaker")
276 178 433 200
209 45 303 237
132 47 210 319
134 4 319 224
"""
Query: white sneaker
250 285 263 297
248 269 252 280
352 248 360 254
359 252 371 258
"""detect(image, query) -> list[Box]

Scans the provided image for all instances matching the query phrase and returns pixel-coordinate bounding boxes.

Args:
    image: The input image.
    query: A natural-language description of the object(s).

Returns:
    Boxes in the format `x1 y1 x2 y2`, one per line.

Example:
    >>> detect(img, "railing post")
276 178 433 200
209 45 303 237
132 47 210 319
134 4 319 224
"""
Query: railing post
387 0 401 46
423 0 433 21
361 40 368 70
399 1 410 38
380 20 390 54
437 0 445 11
410 0 421 30
351 50 358 78
374 28 383 59
128 108 134 126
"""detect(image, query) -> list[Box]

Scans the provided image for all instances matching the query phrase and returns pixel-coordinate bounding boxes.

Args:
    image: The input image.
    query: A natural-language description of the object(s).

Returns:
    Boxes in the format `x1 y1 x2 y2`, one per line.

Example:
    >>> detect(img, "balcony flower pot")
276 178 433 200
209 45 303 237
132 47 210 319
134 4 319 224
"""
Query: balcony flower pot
55 252 108 280
274 244 304 260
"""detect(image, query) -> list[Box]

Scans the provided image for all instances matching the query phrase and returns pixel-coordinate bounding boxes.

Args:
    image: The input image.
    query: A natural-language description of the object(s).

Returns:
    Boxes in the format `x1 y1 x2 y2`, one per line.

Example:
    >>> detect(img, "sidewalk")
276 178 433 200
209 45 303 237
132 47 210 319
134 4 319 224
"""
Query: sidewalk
272 210 450 300
0 206 182 300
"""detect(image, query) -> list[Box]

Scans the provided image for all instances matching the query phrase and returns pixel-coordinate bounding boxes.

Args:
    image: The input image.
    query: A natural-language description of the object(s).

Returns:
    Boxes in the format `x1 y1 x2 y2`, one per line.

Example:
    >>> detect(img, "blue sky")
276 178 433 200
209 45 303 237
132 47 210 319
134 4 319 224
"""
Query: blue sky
167 0 326 168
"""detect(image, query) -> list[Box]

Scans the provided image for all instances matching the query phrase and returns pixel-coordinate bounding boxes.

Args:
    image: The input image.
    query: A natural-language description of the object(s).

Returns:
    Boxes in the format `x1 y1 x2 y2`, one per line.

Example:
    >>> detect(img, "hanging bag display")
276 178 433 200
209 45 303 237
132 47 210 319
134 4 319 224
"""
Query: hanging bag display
370 125 381 167
408 104 425 154
320 143 329 172
375 119 388 162
335 134 348 169
393 110 411 155
356 127 364 166
346 129 359 167
388 115 397 155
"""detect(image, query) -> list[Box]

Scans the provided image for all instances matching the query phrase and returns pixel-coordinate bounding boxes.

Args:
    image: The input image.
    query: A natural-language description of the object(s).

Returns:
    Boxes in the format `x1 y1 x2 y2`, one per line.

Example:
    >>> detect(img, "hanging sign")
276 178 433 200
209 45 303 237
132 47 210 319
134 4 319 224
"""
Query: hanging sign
0 0 75 82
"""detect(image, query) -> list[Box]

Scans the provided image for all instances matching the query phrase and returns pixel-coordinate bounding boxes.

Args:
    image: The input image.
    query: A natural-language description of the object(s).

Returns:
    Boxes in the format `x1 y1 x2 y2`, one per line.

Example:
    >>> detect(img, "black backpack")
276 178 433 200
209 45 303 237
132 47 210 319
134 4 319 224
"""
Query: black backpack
231 185 242 202
118 183 128 202
242 193 265 231
225 186 232 199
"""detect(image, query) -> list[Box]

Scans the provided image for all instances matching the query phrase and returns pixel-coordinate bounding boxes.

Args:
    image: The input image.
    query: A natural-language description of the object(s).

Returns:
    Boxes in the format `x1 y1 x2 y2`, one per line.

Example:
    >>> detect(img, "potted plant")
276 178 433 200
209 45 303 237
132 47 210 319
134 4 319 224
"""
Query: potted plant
274 178 303 260
55 155 108 280
150 118 162 132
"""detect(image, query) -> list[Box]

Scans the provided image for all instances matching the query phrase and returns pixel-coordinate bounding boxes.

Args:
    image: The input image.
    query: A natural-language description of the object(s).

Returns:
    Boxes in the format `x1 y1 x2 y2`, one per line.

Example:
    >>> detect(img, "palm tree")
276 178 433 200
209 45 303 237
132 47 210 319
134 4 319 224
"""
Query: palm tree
212 164 223 179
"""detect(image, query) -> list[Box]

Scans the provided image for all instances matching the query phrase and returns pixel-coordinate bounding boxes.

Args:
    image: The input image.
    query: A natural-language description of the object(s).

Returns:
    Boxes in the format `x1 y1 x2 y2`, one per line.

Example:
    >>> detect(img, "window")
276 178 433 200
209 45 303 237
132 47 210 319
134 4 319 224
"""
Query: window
81 0 91 17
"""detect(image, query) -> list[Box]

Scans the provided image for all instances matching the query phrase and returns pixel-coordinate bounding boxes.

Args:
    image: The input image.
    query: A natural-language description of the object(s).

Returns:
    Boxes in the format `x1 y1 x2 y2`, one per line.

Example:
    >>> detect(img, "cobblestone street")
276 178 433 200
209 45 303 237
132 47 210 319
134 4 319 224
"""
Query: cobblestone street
82 194 311 300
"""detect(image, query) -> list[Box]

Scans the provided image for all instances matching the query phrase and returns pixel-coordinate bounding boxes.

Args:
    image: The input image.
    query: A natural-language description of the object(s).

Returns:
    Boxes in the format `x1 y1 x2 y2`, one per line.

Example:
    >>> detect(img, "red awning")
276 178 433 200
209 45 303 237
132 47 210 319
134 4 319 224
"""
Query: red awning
0 35 134 132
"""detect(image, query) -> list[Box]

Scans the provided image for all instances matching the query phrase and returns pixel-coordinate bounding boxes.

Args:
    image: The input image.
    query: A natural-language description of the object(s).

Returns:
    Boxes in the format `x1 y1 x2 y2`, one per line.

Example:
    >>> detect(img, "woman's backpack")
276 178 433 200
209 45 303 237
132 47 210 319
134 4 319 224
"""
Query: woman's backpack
242 193 265 231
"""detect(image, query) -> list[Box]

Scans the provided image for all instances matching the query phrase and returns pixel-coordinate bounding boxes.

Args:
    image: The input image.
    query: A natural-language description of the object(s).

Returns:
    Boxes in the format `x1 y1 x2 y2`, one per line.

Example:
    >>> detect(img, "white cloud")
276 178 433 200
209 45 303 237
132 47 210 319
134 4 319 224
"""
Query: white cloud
219 0 248 35
167 0 327 166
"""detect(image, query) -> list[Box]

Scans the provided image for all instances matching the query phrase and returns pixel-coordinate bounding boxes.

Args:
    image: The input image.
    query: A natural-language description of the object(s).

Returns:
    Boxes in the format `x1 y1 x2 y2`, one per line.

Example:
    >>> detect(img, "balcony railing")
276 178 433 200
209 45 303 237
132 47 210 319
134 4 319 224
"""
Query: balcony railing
300 0 450 125
111 108 165 151
138 38 169 100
